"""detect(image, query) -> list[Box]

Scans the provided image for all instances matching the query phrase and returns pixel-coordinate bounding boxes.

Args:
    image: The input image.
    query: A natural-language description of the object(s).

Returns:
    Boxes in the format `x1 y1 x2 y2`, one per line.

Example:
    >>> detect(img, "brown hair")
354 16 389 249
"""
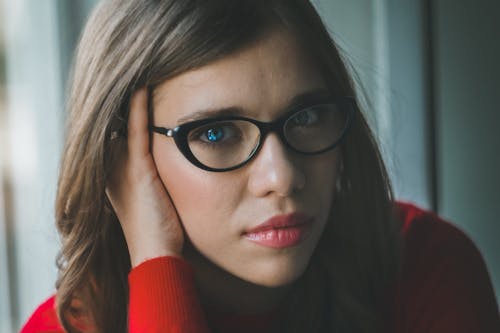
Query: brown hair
55 0 402 332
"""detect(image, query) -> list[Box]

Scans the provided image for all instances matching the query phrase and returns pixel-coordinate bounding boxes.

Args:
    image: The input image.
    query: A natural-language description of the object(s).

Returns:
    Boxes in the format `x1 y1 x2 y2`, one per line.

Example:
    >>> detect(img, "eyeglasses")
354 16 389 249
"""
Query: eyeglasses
151 96 355 172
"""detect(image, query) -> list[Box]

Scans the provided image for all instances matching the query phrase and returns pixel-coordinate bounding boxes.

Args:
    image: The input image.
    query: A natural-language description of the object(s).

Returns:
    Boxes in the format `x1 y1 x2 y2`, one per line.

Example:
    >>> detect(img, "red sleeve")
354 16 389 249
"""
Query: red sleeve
393 202 500 333
128 256 210 333
19 296 64 333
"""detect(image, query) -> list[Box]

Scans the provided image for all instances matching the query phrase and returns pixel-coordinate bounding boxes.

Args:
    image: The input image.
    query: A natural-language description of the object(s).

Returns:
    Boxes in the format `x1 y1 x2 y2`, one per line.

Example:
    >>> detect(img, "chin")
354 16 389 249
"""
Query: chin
237 256 311 288
247 273 304 288
185 239 315 290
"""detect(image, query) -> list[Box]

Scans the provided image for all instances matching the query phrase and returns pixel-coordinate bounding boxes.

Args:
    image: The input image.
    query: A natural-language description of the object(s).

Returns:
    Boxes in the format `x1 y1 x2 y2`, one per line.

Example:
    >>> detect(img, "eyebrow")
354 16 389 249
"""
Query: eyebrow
175 88 333 125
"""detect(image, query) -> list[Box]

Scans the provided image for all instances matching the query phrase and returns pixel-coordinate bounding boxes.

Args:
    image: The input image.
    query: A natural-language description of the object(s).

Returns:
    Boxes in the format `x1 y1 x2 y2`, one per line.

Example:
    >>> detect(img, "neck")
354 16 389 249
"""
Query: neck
184 246 292 315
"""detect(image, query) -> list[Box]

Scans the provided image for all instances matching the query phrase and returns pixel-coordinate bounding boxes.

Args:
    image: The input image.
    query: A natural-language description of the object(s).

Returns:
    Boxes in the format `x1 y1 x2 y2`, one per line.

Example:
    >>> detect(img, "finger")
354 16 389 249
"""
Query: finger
128 88 150 158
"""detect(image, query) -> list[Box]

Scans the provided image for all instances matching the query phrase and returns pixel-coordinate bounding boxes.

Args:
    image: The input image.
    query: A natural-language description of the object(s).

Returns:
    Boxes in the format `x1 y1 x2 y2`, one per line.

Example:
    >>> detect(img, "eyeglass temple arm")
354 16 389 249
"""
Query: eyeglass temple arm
150 125 174 137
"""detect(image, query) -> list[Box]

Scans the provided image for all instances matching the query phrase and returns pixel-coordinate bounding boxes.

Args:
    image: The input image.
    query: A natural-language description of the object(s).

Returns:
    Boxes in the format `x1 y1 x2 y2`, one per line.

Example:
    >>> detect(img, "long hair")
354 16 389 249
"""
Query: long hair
55 0 402 332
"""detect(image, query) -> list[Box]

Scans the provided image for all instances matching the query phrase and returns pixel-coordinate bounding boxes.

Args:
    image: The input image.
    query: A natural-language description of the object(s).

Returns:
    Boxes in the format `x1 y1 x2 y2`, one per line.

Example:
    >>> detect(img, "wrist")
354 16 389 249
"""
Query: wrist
129 243 183 268
131 251 183 268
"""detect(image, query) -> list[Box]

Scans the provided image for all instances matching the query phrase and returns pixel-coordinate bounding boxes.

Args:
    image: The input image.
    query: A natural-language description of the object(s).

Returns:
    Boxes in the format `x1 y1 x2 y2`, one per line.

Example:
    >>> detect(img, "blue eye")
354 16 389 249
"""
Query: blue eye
190 122 238 145
189 120 246 149
206 128 225 142
291 109 319 126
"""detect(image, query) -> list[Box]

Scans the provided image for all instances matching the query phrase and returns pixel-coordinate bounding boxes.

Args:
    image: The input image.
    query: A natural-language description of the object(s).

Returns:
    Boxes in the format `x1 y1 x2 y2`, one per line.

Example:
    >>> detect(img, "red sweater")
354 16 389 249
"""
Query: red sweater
20 203 500 332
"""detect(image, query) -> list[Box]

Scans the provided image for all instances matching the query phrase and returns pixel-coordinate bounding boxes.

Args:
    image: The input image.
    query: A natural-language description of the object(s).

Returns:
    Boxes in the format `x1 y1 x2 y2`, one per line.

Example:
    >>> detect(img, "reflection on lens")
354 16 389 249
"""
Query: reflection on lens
285 104 345 153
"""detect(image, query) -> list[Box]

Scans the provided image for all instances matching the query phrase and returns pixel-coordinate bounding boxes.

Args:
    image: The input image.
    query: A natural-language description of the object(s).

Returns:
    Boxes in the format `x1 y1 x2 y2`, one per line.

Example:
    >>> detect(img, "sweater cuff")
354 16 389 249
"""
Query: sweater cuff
128 256 209 333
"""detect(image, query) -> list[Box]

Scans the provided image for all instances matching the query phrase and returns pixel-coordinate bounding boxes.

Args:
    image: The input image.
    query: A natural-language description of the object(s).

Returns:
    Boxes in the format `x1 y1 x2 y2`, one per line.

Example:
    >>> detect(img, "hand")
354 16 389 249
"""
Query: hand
106 88 184 268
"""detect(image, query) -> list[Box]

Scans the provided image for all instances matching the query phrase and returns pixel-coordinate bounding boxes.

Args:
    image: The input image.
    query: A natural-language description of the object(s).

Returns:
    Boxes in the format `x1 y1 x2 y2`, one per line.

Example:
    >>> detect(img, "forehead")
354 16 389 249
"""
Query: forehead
153 29 326 124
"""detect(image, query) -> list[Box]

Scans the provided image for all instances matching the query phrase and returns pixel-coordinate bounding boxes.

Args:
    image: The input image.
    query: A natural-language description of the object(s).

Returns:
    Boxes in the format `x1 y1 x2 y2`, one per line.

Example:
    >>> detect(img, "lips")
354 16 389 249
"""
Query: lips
243 212 312 248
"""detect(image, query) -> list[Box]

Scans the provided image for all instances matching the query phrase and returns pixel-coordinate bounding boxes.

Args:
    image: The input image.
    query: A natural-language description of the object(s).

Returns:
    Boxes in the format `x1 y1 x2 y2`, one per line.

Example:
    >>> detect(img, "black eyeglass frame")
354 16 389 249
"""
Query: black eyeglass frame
150 96 356 172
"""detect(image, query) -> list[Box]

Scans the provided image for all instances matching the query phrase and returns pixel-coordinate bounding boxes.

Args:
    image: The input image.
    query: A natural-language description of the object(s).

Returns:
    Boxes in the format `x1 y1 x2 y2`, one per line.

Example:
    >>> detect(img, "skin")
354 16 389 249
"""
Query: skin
107 29 340 314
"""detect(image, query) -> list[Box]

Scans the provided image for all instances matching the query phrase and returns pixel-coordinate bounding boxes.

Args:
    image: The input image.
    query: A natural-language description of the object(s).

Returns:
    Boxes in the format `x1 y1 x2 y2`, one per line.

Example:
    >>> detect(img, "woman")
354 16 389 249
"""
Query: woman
21 0 499 332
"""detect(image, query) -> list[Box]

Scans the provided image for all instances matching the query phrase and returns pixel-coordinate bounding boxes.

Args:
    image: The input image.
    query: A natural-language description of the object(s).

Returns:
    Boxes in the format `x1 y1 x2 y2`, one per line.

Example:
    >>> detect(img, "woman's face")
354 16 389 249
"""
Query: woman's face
151 30 339 287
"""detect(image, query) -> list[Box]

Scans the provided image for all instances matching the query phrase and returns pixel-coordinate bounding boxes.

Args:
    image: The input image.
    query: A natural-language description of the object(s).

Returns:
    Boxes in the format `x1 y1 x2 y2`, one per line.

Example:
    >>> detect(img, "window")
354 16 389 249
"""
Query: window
0 1 97 330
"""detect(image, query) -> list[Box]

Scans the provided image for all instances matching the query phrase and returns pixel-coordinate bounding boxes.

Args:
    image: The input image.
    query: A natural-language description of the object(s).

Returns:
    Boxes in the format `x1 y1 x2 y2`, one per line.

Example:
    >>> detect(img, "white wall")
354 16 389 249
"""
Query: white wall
1 0 63 330
313 0 432 208
434 0 500 301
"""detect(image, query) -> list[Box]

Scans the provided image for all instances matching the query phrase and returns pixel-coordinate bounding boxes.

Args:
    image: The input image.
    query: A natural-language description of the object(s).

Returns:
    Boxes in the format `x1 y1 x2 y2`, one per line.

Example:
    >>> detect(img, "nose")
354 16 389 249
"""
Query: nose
247 133 305 197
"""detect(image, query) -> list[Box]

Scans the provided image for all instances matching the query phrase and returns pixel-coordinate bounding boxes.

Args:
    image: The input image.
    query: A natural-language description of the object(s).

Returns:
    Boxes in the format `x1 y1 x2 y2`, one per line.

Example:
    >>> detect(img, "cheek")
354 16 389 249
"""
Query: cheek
301 151 340 233
306 151 339 203
151 138 239 237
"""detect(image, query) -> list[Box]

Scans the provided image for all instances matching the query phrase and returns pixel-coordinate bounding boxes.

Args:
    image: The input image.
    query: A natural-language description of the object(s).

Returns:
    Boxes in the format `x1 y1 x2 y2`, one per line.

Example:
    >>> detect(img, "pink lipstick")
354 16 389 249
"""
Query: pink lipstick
243 212 312 248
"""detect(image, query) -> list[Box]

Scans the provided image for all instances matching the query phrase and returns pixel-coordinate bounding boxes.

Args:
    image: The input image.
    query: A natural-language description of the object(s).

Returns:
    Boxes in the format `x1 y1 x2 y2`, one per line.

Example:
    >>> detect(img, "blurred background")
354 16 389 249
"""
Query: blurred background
0 0 498 331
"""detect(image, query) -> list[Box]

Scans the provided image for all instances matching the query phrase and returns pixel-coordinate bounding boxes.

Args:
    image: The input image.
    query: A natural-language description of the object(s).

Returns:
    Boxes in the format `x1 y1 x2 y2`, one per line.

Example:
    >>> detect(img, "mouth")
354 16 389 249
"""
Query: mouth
243 212 313 249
